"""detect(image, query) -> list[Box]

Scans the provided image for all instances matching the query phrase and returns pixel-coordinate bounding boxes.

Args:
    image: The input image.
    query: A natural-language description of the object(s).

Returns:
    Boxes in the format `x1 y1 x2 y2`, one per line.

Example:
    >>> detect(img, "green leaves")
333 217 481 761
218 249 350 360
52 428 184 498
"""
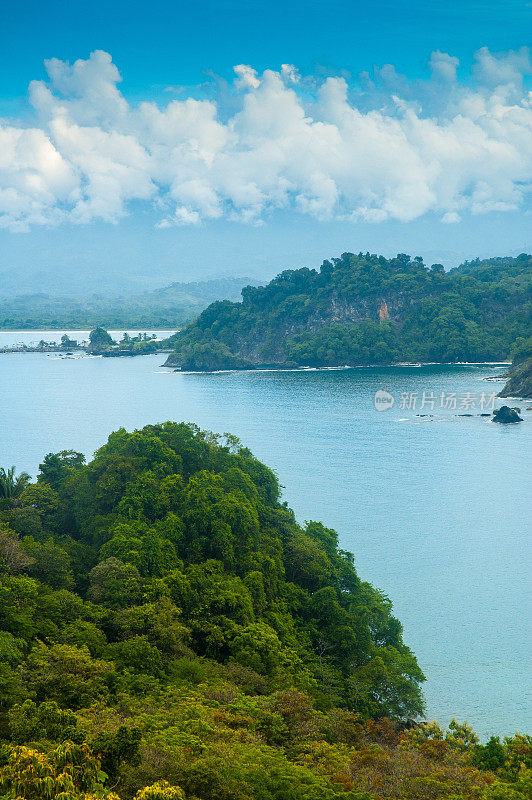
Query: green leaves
1 421 428 722
0 466 31 500
8 700 80 745
88 558 142 607
0 421 461 799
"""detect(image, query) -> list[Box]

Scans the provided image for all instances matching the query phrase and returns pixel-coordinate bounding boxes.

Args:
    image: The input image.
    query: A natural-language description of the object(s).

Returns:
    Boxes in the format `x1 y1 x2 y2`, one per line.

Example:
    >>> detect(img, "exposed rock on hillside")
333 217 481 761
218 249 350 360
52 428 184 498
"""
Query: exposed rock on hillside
498 357 532 399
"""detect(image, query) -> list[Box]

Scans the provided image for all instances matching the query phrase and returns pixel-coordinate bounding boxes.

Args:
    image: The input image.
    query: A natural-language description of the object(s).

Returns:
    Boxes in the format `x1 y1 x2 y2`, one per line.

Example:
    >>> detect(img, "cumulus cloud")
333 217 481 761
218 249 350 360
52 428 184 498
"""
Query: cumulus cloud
233 64 260 90
429 51 460 83
0 47 531 231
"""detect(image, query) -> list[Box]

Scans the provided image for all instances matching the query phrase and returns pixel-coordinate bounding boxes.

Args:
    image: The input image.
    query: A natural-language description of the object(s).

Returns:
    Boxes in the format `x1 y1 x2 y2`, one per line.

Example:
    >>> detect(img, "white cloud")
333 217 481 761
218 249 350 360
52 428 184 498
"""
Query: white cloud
429 51 460 83
0 48 531 231
280 64 300 84
165 206 202 226
233 64 260 90
473 46 531 89
441 211 461 224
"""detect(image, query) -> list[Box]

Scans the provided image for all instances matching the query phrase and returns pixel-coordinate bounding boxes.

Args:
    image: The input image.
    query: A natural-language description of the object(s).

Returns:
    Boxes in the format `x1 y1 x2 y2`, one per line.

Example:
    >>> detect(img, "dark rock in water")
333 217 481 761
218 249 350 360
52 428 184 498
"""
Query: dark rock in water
492 406 523 423
479 413 491 417
457 413 473 417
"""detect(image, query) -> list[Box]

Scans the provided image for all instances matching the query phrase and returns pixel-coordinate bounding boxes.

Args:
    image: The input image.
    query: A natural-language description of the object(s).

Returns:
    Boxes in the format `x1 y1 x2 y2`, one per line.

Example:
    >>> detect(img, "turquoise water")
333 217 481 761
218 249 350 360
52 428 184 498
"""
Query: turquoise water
1 343 530 737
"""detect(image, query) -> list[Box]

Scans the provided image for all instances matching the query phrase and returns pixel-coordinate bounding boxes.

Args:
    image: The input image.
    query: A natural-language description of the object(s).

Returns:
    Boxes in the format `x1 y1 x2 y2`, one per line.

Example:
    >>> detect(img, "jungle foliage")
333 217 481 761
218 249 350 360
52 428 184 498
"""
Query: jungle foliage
165 252 531 369
0 423 529 799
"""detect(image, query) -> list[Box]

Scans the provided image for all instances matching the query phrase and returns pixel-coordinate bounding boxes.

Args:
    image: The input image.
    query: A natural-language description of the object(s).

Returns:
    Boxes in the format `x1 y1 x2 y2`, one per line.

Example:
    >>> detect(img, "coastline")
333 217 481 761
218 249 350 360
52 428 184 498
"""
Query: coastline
164 360 511 374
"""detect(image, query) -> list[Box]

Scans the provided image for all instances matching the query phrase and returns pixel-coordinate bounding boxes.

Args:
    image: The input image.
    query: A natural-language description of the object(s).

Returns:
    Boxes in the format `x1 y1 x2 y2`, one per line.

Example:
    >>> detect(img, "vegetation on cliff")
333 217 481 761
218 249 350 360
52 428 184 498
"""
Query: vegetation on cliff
0 423 530 799
498 337 532 398
164 252 531 370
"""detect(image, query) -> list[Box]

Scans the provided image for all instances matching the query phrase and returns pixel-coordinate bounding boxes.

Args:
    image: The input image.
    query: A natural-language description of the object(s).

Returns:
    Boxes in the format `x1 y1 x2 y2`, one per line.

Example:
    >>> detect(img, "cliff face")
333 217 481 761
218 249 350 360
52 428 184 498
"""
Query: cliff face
498 357 532 398
163 252 532 371
164 290 413 368
225 292 409 362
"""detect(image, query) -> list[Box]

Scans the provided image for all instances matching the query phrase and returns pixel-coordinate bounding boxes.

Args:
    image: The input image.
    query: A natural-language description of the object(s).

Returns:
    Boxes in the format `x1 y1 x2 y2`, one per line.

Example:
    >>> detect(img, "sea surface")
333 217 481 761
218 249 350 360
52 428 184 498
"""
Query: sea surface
1 332 530 738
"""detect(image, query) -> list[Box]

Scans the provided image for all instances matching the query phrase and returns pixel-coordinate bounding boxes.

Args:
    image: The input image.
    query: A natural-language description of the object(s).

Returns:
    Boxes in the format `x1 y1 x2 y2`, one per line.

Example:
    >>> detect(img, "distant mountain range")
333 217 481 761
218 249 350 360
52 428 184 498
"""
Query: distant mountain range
0 277 260 330
163 252 532 370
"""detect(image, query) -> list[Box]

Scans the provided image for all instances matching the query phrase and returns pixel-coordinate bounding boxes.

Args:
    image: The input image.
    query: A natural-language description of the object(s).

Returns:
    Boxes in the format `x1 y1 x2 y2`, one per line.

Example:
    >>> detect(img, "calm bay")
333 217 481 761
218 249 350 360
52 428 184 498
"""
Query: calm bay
1 334 530 738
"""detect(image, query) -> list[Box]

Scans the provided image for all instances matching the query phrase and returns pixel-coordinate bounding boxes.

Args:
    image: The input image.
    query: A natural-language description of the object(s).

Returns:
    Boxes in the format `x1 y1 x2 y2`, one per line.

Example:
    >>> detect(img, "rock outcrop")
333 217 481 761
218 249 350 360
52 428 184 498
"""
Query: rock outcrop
498 357 532 399
492 406 523 423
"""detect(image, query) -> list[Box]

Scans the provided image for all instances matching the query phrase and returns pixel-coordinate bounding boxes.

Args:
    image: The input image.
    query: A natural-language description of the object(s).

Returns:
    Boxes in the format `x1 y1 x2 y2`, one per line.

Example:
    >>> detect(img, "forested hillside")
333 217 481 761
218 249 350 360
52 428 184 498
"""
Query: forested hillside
164 253 531 370
0 277 258 330
0 423 530 799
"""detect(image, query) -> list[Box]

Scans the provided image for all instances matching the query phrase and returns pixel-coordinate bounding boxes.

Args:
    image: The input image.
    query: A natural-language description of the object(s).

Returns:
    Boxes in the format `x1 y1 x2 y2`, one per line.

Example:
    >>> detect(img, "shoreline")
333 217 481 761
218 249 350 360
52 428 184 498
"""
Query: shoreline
1 347 508 370
165 360 510 374
1 341 511 370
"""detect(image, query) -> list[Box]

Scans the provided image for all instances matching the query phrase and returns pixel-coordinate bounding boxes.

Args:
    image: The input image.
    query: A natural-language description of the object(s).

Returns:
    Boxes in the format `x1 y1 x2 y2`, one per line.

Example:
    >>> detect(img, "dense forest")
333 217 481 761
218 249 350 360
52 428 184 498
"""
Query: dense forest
164 253 532 370
0 423 530 799
0 278 257 330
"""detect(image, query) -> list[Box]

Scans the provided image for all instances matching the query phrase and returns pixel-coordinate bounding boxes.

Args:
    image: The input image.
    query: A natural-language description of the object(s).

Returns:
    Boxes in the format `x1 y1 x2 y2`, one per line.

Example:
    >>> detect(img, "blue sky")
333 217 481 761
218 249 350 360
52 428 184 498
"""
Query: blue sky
0 0 531 293
2 0 530 98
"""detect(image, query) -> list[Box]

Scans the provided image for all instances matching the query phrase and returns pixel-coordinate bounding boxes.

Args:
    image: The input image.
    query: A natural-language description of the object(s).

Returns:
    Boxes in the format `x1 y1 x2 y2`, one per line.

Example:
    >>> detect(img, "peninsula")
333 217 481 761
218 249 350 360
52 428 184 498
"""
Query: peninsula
163 252 531 371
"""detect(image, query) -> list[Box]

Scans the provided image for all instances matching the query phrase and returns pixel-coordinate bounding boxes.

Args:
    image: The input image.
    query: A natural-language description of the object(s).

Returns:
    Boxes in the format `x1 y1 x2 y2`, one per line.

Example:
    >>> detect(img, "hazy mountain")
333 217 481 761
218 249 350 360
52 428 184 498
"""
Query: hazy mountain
0 276 260 329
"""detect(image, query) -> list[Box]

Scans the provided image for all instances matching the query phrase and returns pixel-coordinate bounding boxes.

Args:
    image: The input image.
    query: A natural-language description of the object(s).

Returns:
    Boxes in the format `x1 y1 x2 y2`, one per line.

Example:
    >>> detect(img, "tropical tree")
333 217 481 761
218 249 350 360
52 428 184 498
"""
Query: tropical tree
0 467 31 499
88 327 115 351
0 742 120 799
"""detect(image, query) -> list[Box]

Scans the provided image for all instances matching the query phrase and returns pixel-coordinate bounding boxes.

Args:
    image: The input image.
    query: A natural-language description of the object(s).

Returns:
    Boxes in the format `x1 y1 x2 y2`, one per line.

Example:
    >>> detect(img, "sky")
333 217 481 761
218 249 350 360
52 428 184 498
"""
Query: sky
0 0 531 294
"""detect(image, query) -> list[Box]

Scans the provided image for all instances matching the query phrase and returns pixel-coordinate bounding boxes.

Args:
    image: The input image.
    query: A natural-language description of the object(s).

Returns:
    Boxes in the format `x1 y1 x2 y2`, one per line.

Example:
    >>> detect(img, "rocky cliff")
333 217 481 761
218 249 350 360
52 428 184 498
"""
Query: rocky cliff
498 357 532 398
163 252 531 370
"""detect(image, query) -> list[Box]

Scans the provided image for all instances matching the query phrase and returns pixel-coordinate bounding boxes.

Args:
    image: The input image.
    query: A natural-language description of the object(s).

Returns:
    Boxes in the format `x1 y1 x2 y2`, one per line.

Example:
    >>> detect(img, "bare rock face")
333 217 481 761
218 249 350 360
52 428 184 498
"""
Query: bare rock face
492 406 523 423
379 299 390 322
498 357 532 399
